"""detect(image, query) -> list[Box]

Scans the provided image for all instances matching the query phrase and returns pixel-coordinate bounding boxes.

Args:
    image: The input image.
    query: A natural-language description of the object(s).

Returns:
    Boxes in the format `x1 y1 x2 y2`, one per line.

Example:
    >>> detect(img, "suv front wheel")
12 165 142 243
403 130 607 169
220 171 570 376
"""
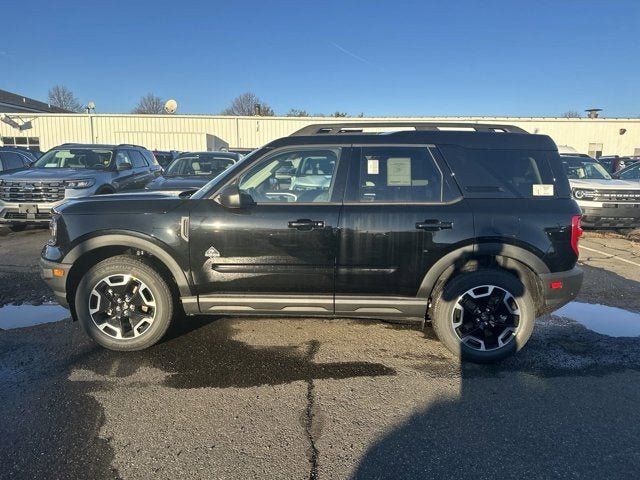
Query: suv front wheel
75 255 174 351
431 269 535 363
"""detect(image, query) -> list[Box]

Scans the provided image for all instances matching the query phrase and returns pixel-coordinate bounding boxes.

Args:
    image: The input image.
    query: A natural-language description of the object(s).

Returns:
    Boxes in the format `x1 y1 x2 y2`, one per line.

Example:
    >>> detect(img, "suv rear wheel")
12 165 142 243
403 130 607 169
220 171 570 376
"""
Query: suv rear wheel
75 255 174 351
431 269 535 363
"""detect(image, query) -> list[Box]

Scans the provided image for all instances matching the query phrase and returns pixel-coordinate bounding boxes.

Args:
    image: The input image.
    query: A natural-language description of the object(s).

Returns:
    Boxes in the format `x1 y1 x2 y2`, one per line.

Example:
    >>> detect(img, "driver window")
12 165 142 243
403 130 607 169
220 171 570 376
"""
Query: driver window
239 148 340 203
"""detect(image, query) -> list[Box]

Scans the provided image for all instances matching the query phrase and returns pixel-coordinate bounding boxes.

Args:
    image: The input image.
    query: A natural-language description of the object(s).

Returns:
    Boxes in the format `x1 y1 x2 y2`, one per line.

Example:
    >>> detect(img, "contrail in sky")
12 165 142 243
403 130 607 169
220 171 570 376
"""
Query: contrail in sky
330 42 372 65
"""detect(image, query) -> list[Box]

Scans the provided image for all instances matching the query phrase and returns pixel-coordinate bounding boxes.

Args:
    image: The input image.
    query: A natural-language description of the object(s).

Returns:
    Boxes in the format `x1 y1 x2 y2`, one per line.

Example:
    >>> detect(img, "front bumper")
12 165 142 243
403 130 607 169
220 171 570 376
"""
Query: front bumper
40 257 72 308
539 266 583 315
576 201 640 228
0 201 64 225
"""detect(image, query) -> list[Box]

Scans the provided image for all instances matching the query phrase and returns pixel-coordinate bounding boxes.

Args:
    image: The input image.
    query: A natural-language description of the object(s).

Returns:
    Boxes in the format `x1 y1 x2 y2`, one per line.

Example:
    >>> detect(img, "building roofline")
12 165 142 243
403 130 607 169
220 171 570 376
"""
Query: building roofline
0 89 70 114
1 112 640 122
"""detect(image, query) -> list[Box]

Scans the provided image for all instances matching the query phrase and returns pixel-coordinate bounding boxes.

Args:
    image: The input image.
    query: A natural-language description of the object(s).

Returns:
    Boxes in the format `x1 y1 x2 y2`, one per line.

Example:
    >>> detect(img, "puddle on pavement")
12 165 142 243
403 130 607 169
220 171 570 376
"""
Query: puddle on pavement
553 302 640 337
0 302 69 330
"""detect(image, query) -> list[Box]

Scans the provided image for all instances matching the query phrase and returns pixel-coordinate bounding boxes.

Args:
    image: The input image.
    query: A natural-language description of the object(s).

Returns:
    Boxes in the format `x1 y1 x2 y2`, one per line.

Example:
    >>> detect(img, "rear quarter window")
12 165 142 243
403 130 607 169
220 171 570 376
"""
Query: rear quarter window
438 145 570 199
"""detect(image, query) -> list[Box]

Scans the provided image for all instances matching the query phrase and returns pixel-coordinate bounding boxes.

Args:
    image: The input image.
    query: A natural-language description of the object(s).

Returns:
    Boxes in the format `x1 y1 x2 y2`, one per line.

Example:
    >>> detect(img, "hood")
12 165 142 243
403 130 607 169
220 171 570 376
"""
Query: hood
146 176 210 191
57 191 185 215
0 168 100 182
568 178 640 190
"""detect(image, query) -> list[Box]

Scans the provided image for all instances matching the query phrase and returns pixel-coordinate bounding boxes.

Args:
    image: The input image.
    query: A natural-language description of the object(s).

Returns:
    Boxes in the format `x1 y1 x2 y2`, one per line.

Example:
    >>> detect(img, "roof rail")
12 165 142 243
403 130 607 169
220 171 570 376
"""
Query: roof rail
116 143 145 149
290 122 529 136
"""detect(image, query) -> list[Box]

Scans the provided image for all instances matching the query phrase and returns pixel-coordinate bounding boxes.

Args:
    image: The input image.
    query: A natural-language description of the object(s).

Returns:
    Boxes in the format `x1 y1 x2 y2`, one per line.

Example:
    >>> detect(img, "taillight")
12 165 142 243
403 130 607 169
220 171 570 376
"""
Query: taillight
570 215 583 257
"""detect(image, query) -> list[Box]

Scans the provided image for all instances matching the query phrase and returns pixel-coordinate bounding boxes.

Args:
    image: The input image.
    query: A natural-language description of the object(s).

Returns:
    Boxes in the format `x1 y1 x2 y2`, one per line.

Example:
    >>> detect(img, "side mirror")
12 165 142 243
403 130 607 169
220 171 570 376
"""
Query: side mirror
117 162 133 171
216 184 254 209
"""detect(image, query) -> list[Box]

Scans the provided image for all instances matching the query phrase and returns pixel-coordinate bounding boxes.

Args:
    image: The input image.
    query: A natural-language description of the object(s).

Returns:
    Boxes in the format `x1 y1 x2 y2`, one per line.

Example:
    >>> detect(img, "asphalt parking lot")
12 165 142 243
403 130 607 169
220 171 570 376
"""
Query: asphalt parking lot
1 228 640 479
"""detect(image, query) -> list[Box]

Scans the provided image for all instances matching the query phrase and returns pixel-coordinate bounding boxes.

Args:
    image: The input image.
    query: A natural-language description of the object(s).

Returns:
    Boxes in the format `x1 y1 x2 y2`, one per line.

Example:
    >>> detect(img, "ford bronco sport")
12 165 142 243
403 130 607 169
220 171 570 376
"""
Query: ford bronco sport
40 123 583 362
561 154 640 229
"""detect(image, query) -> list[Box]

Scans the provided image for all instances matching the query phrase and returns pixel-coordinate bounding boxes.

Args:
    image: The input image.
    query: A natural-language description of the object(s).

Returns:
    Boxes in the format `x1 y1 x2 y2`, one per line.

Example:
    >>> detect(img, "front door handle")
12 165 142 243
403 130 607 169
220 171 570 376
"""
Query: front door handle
416 219 453 231
288 219 325 231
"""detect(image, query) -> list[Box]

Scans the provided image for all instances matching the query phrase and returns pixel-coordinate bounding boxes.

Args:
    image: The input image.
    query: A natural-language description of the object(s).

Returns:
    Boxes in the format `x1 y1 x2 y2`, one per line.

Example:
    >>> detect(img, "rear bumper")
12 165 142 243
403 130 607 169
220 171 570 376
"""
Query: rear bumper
539 266 583 314
40 257 72 308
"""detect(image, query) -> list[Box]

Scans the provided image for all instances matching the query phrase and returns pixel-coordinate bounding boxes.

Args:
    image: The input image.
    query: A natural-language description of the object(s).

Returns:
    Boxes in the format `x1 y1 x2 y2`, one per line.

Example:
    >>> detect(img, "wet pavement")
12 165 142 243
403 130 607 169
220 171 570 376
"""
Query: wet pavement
554 302 640 337
1 229 640 479
0 302 69 330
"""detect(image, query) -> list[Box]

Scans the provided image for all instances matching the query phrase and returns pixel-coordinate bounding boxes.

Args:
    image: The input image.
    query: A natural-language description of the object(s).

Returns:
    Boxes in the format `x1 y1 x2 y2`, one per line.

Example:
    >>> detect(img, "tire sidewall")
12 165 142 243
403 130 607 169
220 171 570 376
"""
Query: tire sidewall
432 270 535 363
75 257 173 351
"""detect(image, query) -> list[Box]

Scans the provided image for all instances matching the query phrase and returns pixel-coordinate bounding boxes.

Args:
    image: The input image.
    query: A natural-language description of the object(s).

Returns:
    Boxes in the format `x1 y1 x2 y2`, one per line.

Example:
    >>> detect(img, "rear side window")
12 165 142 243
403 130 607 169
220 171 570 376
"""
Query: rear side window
143 150 160 166
439 146 565 198
350 147 444 203
128 150 148 168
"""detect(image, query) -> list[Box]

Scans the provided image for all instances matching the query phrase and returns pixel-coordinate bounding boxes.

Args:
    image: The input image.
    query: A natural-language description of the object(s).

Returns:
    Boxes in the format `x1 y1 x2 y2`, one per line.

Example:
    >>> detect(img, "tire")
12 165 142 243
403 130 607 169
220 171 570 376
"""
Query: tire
431 269 535 363
95 186 115 195
8 224 27 232
75 255 174 351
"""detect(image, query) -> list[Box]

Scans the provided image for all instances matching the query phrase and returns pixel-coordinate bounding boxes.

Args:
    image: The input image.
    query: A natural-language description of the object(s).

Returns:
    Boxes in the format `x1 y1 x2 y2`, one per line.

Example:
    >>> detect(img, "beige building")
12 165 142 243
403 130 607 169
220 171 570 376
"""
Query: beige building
1 113 639 157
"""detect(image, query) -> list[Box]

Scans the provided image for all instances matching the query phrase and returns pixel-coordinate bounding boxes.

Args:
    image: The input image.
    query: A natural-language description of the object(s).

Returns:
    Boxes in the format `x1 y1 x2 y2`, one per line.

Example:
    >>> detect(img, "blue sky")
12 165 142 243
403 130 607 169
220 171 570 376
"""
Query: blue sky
2 0 639 117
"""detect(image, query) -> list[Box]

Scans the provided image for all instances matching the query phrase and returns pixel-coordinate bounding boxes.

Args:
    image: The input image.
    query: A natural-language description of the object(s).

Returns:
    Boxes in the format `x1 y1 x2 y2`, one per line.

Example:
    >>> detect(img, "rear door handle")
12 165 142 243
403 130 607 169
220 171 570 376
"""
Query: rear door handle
415 219 453 231
288 219 325 231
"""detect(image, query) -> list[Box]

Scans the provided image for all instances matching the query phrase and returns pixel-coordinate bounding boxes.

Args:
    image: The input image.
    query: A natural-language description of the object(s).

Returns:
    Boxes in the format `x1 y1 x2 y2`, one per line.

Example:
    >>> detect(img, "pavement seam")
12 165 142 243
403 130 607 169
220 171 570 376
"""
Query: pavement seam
304 340 320 480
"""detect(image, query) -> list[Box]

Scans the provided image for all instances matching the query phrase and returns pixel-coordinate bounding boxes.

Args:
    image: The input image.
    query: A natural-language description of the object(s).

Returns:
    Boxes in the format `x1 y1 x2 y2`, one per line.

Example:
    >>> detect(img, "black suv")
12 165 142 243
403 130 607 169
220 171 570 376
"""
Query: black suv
40 123 583 362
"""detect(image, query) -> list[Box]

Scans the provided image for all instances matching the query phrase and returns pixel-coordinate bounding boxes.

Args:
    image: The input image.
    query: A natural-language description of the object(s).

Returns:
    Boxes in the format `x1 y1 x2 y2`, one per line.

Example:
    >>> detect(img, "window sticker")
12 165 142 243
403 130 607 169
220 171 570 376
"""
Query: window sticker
387 157 412 186
532 184 554 196
367 158 379 175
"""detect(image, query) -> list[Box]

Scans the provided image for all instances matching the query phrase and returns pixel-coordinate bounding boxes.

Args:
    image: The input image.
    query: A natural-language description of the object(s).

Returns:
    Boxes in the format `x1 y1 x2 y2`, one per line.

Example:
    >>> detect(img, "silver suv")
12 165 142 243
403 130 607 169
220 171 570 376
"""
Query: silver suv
0 143 161 231
561 155 640 228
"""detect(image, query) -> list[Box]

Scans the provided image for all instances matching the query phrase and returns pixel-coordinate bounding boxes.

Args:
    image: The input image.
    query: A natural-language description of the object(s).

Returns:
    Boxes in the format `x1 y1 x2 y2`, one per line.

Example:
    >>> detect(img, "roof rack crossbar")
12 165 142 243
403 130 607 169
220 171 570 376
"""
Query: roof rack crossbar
290 122 529 136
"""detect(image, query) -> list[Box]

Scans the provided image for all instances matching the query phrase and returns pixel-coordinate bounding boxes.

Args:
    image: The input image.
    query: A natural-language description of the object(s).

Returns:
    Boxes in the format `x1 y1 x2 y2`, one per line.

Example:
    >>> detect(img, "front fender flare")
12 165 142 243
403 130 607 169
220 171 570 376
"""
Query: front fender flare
63 233 192 297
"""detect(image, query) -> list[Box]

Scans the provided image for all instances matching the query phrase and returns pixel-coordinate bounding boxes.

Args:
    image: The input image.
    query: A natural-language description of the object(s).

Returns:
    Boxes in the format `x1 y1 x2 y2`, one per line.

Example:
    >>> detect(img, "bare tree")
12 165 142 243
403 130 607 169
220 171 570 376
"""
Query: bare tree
562 110 581 118
221 92 274 116
286 108 310 117
48 85 83 112
132 93 165 114
332 111 348 117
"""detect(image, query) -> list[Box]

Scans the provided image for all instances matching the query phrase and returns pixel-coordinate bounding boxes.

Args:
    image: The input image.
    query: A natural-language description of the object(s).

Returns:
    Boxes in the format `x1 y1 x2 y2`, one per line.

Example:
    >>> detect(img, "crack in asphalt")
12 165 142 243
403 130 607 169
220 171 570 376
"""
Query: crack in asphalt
304 340 321 480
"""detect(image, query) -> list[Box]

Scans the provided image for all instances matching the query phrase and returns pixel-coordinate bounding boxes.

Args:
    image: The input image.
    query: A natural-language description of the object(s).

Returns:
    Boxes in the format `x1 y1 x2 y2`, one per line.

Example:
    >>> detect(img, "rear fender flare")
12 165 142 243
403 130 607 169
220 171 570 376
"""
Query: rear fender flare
417 243 549 299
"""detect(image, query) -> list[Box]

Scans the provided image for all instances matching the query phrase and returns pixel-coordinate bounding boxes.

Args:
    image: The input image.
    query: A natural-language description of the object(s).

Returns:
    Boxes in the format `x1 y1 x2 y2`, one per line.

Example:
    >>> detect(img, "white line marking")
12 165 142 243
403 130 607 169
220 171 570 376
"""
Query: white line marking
580 245 640 268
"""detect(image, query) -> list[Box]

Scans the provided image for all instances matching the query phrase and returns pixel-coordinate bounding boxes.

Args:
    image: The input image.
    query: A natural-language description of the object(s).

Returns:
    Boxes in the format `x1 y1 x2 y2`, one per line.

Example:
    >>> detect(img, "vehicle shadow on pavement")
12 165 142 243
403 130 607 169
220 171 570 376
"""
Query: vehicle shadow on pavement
352 272 640 479
82 315 397 389
0 315 396 479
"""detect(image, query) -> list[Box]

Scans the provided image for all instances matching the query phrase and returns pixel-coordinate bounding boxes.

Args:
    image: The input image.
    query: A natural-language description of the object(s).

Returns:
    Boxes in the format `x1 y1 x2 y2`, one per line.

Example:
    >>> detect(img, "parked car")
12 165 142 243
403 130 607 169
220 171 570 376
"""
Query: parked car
0 143 161 231
561 155 640 228
145 151 240 193
614 161 640 182
0 147 37 174
598 155 640 174
41 122 583 363
152 150 180 168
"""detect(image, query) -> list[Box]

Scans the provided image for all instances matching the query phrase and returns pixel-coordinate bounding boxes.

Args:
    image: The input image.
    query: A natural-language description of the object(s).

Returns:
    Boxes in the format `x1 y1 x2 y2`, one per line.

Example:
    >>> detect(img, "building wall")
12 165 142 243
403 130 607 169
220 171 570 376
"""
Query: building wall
1 113 639 156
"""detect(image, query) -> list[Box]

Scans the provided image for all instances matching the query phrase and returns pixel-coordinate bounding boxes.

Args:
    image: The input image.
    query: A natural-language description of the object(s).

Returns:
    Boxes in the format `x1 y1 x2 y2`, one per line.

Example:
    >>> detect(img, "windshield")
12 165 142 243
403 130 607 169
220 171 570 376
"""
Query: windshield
562 157 612 180
33 149 113 170
166 155 236 177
